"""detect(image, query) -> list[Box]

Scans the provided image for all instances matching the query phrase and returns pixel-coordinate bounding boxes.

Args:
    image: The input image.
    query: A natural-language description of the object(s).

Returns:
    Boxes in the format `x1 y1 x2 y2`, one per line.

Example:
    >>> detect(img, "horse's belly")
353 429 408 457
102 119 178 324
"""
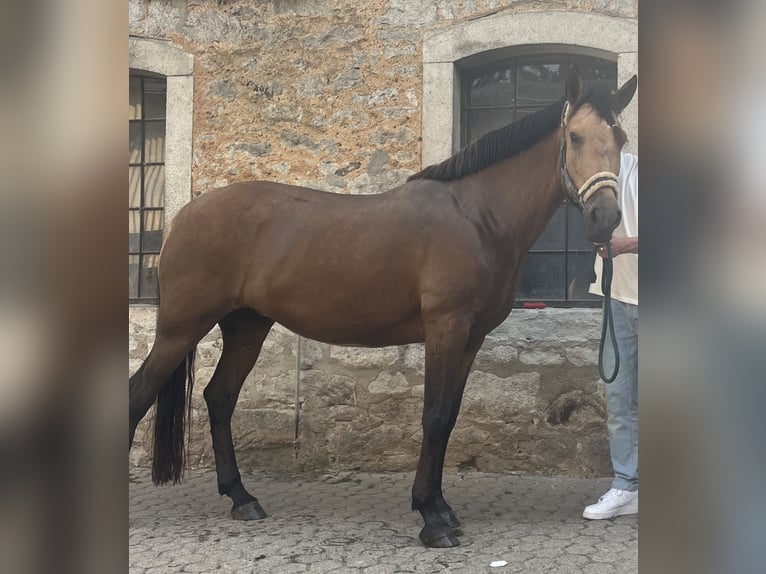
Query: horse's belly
274 312 425 347
246 279 423 347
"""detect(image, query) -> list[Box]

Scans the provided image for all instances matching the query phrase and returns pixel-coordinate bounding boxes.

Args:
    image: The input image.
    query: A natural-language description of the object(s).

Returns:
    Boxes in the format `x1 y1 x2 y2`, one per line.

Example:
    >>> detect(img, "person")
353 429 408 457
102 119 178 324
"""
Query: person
583 151 639 520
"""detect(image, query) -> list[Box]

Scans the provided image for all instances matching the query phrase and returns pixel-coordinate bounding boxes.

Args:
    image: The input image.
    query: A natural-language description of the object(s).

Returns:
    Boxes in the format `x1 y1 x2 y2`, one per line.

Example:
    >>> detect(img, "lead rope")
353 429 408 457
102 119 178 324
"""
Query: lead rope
598 243 620 383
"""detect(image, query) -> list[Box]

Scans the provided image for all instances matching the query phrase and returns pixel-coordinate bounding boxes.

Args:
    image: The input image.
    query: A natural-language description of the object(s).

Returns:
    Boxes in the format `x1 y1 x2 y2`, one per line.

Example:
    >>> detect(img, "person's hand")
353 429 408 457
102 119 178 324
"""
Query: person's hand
596 236 638 258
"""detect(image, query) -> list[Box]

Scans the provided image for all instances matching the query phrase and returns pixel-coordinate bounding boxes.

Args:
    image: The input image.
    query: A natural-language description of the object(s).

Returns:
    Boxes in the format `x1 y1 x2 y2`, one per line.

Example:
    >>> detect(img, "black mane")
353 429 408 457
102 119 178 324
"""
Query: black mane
409 85 622 183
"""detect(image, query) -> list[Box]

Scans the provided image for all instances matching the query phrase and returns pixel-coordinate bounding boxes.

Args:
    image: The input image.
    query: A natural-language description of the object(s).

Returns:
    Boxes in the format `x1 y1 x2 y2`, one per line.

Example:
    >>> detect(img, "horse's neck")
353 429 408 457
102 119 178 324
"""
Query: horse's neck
463 131 564 253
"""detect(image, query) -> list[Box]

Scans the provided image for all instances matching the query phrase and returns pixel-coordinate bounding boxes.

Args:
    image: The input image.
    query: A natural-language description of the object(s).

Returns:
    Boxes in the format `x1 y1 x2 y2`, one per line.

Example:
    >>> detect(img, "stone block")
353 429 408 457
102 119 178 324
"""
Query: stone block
462 372 540 421
490 309 601 345
376 0 438 27
566 345 599 367
207 79 236 101
402 344 424 373
296 76 326 98
475 344 519 366
231 408 294 448
519 349 565 366
265 104 302 123
331 69 363 91
300 25 364 50
366 150 389 174
228 142 272 157
301 372 357 407
367 372 410 395
330 347 399 369
272 0 332 17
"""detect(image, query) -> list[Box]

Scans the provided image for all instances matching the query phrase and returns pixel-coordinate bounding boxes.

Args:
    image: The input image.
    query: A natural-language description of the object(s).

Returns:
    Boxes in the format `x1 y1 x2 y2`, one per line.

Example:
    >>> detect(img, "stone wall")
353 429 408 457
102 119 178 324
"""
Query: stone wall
129 0 637 476
130 306 610 476
129 0 637 196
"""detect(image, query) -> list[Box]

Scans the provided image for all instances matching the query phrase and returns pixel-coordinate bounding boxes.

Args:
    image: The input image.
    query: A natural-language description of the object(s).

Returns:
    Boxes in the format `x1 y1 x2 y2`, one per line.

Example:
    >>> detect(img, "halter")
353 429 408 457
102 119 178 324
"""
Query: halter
559 101 619 211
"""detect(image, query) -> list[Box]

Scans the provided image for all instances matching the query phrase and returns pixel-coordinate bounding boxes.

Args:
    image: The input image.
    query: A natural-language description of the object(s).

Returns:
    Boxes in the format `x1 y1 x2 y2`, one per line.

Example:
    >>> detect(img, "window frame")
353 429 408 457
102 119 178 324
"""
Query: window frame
458 52 617 307
130 73 167 303
128 37 194 307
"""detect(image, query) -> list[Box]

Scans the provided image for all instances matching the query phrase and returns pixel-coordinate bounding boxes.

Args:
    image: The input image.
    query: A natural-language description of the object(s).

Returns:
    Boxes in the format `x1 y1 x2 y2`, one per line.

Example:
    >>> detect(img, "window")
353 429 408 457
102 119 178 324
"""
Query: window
460 54 617 305
129 74 167 301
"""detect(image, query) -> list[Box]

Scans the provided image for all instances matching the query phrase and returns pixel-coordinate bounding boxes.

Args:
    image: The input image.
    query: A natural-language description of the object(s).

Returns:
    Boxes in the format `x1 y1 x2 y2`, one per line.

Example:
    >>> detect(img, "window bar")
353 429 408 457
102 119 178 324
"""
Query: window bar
138 75 145 299
564 204 570 301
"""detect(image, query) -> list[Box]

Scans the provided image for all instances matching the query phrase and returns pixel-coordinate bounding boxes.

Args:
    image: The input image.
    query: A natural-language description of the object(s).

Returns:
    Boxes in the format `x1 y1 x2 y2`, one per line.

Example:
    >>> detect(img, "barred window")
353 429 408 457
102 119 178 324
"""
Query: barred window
129 74 166 301
460 53 617 305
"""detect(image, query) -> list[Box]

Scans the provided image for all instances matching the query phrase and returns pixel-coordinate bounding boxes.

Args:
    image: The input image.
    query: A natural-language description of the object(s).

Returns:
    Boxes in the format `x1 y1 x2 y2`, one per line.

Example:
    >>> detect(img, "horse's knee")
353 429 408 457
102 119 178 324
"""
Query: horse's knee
422 410 450 437
204 385 237 424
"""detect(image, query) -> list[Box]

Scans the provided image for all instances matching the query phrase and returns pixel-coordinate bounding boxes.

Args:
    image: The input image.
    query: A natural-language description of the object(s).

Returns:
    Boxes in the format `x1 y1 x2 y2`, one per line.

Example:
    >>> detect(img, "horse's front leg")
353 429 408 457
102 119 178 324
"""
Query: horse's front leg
435 334 485 527
412 314 482 548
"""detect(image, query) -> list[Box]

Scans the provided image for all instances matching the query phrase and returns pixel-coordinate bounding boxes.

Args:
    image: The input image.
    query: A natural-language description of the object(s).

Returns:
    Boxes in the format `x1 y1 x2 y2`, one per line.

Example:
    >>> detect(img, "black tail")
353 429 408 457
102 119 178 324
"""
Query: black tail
151 349 196 485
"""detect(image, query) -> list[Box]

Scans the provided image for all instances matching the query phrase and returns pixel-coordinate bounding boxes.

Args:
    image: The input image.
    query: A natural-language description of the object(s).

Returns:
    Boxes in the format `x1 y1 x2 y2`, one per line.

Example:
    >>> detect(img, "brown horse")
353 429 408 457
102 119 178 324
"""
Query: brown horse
129 70 637 547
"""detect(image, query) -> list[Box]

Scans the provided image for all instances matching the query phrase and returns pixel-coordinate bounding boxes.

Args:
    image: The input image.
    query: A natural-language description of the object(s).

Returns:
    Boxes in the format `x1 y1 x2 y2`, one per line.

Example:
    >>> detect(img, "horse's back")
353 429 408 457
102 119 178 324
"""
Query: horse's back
157 179 496 345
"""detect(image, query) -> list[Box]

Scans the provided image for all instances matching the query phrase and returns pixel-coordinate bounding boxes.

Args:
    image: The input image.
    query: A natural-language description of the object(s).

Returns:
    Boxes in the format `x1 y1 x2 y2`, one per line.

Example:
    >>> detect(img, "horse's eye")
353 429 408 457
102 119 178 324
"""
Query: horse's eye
569 132 582 145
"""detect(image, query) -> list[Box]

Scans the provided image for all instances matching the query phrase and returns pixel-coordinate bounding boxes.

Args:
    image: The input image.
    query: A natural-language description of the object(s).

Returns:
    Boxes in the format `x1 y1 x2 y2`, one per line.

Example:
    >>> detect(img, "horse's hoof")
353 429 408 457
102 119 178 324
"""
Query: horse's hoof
231 500 267 521
419 525 461 548
434 499 460 529
439 510 461 529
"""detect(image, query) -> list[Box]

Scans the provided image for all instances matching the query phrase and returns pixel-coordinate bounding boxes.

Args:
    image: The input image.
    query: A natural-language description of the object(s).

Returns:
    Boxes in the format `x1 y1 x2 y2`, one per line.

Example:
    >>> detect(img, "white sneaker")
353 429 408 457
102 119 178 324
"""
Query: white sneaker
582 488 638 519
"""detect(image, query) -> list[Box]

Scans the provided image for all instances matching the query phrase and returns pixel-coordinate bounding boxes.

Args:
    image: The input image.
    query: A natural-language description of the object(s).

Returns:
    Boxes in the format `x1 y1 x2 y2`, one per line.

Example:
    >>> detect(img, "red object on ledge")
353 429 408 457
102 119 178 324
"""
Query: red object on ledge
523 302 547 309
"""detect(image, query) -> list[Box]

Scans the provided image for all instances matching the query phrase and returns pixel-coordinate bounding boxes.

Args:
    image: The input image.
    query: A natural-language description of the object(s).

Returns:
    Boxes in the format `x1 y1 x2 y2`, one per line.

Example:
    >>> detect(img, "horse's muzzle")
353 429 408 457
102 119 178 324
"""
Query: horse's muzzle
583 188 622 244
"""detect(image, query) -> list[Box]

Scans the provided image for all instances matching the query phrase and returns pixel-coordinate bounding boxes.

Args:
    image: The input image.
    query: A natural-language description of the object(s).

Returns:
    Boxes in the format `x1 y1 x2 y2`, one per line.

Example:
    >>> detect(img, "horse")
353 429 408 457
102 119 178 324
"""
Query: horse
129 70 637 548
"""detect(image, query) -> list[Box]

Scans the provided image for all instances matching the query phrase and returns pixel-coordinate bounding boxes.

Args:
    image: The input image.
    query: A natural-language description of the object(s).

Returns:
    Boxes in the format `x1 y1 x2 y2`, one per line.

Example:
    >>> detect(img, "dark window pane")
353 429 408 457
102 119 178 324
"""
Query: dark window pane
465 108 515 143
517 62 564 106
143 165 164 207
129 210 140 252
140 254 159 299
129 76 141 120
567 203 594 251
514 107 538 121
129 122 142 164
468 67 516 107
567 251 600 302
129 166 141 208
531 204 566 251
142 210 164 252
143 77 166 120
571 55 617 87
460 53 617 307
144 121 165 162
517 253 566 300
129 254 139 298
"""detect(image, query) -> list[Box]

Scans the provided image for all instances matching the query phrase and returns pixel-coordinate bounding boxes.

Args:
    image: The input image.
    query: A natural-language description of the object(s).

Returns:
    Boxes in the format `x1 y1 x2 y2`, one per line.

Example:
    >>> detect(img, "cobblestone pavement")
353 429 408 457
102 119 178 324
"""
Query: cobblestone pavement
129 468 637 574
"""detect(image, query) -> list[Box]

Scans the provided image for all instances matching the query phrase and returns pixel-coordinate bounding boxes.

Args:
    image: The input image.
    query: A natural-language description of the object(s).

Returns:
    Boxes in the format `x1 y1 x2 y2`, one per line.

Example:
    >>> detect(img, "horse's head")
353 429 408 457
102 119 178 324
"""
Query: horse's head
560 70 637 244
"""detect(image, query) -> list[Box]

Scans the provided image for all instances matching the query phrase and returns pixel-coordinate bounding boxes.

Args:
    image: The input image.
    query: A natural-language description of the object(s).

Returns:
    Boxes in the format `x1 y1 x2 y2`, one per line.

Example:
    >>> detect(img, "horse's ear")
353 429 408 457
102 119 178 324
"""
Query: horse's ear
617 75 638 112
565 68 583 105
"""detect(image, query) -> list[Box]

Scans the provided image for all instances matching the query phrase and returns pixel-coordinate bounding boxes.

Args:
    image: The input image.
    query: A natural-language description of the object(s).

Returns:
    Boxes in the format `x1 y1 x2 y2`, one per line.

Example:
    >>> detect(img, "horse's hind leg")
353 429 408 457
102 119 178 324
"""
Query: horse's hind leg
204 308 274 521
129 328 206 448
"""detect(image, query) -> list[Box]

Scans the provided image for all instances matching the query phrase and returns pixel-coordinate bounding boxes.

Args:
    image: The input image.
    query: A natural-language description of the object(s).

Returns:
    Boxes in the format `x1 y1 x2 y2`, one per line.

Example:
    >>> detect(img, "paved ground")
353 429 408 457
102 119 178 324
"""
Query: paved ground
129 468 637 574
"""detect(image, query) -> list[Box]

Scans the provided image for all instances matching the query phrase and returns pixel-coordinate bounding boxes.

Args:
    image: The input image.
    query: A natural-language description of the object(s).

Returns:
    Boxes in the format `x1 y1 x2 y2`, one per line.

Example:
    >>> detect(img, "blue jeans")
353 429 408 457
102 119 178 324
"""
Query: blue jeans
603 299 638 491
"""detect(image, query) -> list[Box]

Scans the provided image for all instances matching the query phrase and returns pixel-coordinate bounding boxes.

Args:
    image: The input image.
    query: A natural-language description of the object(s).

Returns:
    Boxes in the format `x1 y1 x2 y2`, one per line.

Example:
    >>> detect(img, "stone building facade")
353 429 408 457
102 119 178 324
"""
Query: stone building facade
129 0 638 477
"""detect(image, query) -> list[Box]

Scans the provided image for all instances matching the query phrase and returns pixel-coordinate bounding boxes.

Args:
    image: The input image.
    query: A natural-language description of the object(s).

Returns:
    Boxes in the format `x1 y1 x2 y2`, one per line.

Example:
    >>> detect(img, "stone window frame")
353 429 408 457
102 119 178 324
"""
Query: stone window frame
421 11 638 167
461 52 618 306
130 74 168 301
129 36 194 305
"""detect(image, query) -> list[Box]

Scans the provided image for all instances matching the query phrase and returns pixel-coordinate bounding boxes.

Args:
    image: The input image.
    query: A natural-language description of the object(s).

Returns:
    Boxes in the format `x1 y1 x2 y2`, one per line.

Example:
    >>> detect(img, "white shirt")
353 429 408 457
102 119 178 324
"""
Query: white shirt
589 152 638 305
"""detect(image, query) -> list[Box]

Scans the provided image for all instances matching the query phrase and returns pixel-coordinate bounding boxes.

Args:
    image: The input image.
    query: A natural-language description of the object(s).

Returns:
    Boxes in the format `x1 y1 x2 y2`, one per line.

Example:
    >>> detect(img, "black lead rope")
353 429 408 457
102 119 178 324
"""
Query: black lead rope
598 242 620 383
